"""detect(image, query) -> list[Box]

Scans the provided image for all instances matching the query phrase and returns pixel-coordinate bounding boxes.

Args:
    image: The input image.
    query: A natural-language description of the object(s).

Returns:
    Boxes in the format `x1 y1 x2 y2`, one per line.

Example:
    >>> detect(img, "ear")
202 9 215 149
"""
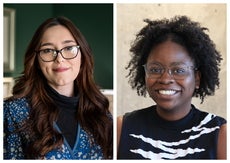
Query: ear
195 70 201 88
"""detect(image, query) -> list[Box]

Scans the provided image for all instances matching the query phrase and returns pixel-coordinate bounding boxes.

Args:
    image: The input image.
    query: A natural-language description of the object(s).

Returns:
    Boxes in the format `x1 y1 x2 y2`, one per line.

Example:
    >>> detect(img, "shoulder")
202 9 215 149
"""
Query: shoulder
123 105 155 120
4 97 29 108
192 105 226 127
4 97 30 123
119 105 156 129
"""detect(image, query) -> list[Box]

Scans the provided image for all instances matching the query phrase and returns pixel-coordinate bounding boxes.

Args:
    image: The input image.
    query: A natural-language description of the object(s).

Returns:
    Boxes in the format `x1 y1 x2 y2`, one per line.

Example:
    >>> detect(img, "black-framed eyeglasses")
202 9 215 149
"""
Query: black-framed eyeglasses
143 63 198 80
36 45 80 62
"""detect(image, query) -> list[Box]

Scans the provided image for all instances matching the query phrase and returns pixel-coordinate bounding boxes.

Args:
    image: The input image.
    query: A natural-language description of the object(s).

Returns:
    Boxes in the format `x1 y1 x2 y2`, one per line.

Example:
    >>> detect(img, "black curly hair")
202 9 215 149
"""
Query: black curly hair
126 15 222 103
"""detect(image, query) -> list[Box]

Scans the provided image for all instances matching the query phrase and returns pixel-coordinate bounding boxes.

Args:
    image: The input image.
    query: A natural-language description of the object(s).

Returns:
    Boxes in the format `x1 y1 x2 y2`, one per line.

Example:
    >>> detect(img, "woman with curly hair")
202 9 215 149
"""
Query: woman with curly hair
4 16 113 159
117 16 226 159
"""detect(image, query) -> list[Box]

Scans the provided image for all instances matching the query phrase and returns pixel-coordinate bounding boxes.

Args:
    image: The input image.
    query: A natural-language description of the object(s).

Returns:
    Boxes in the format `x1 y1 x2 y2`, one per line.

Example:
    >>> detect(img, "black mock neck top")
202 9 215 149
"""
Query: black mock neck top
47 85 79 149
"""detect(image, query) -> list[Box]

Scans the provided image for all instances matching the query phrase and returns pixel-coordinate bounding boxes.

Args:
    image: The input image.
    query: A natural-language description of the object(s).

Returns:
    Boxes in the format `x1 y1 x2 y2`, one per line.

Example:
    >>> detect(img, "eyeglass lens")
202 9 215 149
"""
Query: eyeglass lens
38 45 80 62
143 63 196 80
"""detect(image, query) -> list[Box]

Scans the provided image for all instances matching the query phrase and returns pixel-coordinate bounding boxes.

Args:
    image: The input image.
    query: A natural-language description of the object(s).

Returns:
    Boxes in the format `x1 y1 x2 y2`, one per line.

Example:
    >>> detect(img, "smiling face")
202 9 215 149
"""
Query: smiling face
145 40 200 120
38 25 81 96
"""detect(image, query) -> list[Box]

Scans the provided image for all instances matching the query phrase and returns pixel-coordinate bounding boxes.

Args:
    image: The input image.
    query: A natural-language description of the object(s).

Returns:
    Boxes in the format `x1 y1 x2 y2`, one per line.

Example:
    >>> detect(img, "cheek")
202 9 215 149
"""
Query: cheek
182 77 196 93
71 55 81 76
38 59 46 73
145 77 156 91
73 63 80 76
38 59 51 76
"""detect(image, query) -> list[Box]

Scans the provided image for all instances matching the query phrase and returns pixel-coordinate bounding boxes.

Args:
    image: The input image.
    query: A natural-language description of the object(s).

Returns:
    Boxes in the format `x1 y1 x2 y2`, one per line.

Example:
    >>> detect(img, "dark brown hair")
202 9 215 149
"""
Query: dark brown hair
12 16 113 158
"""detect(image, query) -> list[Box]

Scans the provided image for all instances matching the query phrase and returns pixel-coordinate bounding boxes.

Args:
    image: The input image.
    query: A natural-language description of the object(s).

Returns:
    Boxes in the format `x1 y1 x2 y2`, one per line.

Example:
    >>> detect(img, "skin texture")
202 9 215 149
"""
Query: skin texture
117 41 226 159
145 41 200 121
38 25 81 97
217 124 227 159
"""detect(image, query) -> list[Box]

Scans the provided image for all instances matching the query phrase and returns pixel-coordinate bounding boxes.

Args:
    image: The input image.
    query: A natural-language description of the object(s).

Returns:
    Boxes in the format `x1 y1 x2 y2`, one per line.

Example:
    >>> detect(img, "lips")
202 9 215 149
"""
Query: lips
159 90 177 95
156 89 181 96
53 67 69 72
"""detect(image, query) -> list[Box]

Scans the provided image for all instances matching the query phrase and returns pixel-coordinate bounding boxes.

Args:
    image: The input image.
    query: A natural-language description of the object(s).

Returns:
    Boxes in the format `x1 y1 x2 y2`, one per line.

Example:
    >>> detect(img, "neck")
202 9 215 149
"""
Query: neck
156 104 192 121
48 83 75 97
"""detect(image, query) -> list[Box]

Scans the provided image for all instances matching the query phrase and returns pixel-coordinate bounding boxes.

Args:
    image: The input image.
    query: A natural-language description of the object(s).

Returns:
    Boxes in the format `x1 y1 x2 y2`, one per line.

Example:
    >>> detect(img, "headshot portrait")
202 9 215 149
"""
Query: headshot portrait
117 3 226 159
3 3 113 159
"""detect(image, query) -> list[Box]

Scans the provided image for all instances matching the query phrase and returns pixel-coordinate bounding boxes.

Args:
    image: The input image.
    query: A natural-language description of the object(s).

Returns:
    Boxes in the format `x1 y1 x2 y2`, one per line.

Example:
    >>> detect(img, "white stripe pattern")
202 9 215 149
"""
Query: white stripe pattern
129 113 219 159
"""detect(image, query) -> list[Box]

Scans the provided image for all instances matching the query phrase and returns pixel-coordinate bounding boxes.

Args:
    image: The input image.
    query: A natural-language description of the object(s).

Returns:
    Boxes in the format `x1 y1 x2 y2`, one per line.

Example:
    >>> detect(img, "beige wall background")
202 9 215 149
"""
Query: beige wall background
117 3 227 119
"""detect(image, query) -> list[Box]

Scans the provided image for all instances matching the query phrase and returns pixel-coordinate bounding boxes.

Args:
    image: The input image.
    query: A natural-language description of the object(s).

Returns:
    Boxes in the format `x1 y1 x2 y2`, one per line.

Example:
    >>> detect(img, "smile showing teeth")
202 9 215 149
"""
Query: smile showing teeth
159 90 177 95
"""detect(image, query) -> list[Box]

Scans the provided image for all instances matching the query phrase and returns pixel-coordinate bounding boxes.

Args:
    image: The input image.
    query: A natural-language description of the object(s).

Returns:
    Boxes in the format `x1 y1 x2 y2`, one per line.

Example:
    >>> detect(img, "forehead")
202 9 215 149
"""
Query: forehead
147 41 193 65
40 25 75 43
147 62 191 67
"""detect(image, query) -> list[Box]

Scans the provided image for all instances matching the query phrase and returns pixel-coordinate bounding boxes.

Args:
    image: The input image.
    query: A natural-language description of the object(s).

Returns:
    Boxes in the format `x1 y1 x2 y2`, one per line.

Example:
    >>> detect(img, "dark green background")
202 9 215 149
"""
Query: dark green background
4 4 113 89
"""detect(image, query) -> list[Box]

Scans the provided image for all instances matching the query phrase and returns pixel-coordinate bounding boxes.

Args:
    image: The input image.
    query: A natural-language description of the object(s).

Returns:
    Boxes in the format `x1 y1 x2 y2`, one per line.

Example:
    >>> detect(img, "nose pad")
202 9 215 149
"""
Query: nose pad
55 51 64 62
158 69 174 83
52 51 58 58
56 55 64 62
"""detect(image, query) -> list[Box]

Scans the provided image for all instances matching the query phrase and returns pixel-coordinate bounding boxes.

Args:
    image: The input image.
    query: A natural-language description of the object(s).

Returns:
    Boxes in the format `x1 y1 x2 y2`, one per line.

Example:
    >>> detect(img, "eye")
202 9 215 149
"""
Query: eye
149 67 163 74
173 67 186 74
40 49 54 54
64 46 75 51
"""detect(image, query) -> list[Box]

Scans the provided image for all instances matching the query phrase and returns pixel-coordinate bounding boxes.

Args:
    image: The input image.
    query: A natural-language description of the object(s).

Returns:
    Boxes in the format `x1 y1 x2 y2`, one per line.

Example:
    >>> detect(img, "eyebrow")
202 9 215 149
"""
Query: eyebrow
171 62 188 66
40 40 76 48
148 61 193 66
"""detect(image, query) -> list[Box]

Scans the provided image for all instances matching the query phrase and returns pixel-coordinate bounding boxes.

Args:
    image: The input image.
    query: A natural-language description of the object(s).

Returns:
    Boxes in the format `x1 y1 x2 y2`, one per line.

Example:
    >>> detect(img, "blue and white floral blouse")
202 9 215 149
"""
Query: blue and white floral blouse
4 97 104 159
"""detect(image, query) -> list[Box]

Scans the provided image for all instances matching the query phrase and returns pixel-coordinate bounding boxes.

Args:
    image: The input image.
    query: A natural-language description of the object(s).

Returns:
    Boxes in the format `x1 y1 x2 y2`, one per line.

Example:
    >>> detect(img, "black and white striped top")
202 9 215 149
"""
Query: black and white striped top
118 105 226 159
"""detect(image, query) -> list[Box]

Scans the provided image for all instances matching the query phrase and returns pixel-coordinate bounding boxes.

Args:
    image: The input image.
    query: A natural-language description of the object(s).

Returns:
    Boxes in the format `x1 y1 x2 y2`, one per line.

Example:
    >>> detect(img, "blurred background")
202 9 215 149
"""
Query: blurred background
117 3 227 119
2 3 227 119
3 3 113 96
3 4 114 112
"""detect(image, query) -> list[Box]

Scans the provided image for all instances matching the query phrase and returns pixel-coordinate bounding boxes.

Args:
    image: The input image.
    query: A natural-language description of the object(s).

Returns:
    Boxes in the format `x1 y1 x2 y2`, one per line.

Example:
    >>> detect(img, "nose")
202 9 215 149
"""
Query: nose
158 69 174 84
54 51 64 63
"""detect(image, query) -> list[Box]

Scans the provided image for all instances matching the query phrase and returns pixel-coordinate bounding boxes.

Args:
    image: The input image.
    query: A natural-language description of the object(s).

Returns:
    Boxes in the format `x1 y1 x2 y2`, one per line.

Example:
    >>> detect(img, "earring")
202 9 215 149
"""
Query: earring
195 86 199 97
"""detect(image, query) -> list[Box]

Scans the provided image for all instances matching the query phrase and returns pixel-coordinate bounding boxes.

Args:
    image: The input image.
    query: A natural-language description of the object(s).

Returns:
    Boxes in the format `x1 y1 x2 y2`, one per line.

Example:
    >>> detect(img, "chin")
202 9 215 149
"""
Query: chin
155 101 178 112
